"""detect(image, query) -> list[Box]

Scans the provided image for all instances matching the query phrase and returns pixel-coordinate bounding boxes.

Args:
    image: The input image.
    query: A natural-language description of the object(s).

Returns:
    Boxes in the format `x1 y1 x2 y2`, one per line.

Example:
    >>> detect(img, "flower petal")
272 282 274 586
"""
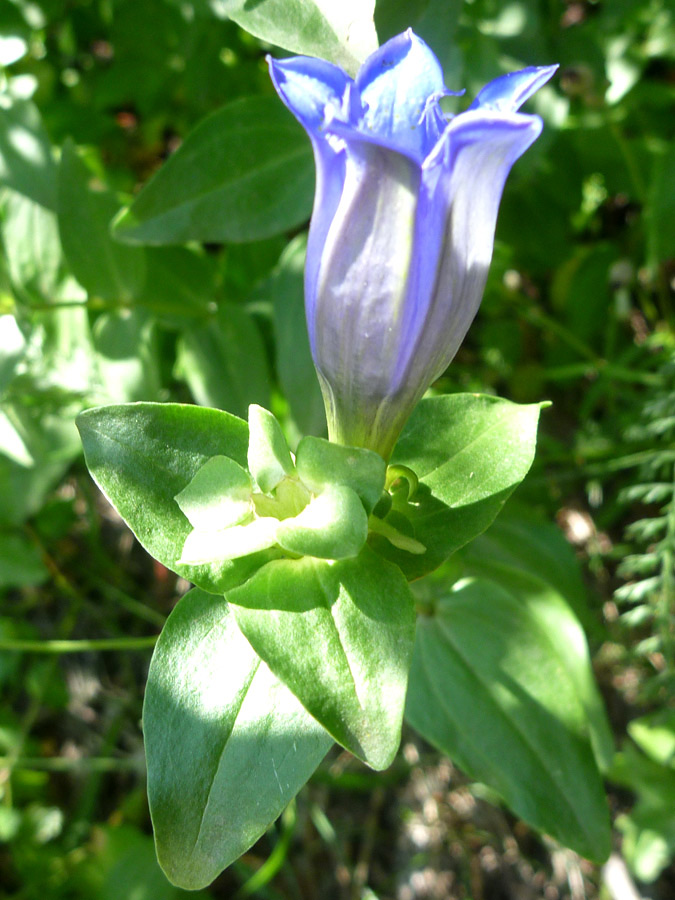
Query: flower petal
307 137 421 451
267 54 354 134
393 110 544 400
267 34 556 458
303 145 346 363
268 55 355 363
355 30 449 159
469 65 558 112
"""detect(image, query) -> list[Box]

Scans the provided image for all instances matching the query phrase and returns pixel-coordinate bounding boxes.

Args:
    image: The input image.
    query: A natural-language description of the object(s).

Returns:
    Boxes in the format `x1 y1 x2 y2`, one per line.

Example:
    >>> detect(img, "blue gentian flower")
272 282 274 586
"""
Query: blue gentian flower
269 30 557 459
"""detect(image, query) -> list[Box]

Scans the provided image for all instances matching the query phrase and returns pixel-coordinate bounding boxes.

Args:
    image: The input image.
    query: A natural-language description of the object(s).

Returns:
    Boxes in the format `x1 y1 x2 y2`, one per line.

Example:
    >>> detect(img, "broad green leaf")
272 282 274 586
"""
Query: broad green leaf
224 0 378 75
467 564 613 772
0 320 89 523
229 547 416 770
175 456 253 531
113 97 313 245
30 305 97 398
175 304 271 419
276 484 368 559
266 235 326 437
0 190 62 304
415 0 463 75
222 235 288 302
0 95 56 209
406 577 611 862
617 804 675 884
0 308 91 465
610 743 675 810
371 394 544 580
248 404 295 494
296 435 386 514
461 504 602 638
145 588 332 890
92 309 161 404
57 140 146 301
77 402 280 594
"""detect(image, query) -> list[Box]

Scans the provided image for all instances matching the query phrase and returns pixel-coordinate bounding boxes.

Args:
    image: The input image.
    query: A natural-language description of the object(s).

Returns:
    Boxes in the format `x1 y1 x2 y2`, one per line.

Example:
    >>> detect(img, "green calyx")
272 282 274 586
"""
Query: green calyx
175 405 427 568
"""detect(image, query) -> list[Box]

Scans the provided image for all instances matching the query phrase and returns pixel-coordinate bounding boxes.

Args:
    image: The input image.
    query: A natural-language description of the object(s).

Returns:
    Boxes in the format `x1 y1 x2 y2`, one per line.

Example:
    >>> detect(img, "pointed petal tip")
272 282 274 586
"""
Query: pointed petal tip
535 63 560 82
469 63 559 113
423 108 544 172
266 53 288 88
266 54 356 135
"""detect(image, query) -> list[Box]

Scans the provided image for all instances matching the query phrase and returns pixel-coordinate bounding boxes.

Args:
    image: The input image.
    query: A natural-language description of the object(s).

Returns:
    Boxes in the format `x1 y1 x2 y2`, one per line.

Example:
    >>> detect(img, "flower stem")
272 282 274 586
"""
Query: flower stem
0 635 158 653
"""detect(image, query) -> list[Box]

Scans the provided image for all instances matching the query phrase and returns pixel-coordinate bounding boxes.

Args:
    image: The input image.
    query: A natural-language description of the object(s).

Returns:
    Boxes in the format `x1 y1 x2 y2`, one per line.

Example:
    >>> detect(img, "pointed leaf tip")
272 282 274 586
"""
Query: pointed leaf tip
247 404 295 494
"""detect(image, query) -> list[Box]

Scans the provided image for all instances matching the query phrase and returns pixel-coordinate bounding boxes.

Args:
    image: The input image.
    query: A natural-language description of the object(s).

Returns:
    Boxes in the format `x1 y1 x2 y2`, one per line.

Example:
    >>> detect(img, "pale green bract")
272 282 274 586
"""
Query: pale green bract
174 403 423 566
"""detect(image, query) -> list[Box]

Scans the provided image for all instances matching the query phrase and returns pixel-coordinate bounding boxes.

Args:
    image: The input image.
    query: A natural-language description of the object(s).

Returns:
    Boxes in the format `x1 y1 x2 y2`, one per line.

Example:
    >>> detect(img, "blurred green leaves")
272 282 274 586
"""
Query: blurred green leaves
610 712 675 883
175 303 270 418
0 96 56 209
58 139 146 302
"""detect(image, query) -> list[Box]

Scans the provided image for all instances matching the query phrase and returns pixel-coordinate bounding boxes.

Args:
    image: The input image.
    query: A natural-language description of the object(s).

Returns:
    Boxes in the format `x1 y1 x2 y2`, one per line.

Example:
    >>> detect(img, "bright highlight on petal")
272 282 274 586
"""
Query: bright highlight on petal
269 34 556 458
267 55 353 133
355 29 451 160
469 64 559 112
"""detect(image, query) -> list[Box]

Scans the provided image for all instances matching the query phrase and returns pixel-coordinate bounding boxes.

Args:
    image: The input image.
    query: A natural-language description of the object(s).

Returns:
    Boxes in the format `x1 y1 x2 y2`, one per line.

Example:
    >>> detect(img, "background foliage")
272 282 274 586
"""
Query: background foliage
0 0 673 897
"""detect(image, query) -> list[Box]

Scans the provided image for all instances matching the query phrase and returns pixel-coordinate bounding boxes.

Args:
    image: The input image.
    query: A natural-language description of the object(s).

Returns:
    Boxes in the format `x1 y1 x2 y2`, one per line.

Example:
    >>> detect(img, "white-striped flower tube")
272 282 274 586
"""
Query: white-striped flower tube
269 30 556 459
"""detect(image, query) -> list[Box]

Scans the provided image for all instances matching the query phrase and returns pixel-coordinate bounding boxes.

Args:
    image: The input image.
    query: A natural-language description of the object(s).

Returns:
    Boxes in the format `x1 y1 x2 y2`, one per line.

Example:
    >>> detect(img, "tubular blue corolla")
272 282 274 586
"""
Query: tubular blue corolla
269 30 557 459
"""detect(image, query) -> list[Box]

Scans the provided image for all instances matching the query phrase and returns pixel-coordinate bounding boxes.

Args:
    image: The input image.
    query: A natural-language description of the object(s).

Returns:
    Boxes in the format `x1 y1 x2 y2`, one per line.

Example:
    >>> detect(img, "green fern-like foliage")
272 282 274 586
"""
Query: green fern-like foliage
615 347 675 697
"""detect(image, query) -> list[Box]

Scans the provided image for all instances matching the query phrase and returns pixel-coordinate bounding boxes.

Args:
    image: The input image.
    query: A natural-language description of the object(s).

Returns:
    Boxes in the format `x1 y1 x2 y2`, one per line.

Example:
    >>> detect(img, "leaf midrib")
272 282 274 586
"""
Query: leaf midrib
418 407 531 487
129 145 311 229
81 415 206 484
424 610 597 846
191 646 260 855
312 561 367 717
